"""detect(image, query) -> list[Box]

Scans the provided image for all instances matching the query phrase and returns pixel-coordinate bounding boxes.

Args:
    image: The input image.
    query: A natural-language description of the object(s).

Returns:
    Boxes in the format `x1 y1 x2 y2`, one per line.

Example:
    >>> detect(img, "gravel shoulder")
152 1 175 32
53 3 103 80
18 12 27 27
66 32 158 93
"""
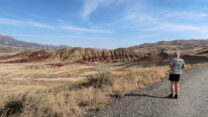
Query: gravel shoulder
86 65 208 117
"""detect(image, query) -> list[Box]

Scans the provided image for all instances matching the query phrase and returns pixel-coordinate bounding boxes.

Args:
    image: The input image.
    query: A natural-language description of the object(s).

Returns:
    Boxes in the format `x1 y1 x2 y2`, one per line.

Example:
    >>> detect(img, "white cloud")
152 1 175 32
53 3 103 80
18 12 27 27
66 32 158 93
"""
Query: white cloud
61 25 112 33
164 11 208 20
0 17 54 29
121 1 157 26
137 33 161 38
145 23 200 32
0 17 111 33
0 17 24 26
119 0 208 33
82 0 100 20
137 15 156 23
56 19 64 23
122 12 138 21
81 0 124 20
121 13 158 30
27 21 54 29
144 22 208 38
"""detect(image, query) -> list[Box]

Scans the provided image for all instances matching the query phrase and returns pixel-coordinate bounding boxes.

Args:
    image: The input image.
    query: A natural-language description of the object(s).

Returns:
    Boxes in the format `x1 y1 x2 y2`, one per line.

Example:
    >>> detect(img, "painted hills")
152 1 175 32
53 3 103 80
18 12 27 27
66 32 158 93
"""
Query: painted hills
0 48 144 64
1 34 208 65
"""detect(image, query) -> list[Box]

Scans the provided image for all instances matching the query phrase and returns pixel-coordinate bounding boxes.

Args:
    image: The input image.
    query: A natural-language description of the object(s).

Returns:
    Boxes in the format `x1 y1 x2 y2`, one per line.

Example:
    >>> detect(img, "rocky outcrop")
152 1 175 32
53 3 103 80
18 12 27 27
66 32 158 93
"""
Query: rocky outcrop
0 48 145 63
55 48 142 63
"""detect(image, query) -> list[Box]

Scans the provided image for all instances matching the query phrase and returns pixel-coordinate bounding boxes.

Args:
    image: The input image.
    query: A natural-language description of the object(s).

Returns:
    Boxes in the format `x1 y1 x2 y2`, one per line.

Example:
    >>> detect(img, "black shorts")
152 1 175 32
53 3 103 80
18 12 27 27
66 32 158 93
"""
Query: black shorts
169 74 180 82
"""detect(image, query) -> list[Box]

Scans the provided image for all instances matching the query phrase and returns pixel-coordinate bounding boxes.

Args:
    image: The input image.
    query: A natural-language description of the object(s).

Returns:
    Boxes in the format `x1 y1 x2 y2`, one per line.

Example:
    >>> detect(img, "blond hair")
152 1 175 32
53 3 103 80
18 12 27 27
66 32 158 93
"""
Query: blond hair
174 51 180 57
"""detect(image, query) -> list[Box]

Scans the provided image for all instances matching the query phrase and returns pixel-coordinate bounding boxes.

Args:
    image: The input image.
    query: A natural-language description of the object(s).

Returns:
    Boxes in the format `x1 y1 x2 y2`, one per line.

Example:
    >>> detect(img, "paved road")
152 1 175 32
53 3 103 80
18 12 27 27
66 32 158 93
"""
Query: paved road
86 65 208 117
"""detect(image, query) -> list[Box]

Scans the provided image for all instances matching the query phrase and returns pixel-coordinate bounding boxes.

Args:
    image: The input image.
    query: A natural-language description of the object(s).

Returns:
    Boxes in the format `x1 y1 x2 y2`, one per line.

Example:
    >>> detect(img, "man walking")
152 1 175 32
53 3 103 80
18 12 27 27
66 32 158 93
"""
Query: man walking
168 51 185 99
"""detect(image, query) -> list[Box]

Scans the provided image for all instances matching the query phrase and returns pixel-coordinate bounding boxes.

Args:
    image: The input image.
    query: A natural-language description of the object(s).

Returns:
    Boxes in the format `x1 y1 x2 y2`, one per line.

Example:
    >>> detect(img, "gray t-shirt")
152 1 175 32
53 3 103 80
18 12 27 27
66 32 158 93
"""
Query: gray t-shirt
170 58 185 75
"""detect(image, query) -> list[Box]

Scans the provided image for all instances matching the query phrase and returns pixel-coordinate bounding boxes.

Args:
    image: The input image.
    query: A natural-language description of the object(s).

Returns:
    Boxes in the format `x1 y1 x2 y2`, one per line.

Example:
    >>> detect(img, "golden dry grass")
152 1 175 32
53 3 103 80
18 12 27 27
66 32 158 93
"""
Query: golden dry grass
0 62 207 117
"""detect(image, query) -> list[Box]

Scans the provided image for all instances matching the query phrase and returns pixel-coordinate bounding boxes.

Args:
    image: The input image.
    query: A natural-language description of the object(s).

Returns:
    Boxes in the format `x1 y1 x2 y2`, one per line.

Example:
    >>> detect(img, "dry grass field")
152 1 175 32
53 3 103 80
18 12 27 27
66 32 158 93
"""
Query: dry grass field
0 60 204 117
0 62 119 95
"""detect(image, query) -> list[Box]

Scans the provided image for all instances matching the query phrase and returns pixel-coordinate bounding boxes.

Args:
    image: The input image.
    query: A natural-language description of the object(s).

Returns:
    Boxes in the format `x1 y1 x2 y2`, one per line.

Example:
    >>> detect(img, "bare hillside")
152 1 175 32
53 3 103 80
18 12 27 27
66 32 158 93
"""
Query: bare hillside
1 39 208 65
0 34 72 53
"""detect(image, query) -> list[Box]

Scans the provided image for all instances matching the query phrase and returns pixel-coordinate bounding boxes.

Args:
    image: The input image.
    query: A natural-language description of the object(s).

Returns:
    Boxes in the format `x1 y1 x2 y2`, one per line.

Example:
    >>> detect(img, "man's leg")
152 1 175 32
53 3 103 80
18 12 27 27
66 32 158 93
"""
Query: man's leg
171 81 175 95
175 82 179 95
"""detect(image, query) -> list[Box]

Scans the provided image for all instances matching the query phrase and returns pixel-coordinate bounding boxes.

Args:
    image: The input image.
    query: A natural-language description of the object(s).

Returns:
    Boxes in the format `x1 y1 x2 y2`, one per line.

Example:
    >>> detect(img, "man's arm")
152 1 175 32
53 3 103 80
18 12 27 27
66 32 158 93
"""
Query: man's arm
170 64 173 68
182 64 185 69
182 60 185 69
170 59 173 68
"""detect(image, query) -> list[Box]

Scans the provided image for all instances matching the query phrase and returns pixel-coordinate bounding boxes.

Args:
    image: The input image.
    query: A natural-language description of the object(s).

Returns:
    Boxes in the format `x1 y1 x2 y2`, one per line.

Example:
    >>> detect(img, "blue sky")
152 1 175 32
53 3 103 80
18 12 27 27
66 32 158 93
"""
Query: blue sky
1 0 208 49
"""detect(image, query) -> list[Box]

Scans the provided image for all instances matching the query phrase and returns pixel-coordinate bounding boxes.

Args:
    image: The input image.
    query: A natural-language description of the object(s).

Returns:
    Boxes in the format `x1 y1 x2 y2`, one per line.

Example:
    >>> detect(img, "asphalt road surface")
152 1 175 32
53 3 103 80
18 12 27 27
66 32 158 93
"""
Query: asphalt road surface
86 65 208 117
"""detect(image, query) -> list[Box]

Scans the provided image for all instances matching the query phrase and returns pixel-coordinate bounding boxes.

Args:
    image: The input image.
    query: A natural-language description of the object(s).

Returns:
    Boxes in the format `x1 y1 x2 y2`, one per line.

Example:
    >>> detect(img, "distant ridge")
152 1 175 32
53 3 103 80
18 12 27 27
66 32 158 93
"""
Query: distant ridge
0 34 72 50
129 39 208 54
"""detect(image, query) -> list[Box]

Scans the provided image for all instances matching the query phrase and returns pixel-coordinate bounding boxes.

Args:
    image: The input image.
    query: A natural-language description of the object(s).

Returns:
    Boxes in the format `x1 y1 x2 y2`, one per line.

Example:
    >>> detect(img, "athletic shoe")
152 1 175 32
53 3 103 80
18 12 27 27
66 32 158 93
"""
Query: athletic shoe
167 94 173 98
174 94 178 99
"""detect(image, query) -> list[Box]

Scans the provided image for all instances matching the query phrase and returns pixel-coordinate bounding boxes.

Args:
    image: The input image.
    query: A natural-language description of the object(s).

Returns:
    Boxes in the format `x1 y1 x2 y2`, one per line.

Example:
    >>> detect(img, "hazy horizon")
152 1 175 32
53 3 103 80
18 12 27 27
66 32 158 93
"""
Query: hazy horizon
1 0 208 49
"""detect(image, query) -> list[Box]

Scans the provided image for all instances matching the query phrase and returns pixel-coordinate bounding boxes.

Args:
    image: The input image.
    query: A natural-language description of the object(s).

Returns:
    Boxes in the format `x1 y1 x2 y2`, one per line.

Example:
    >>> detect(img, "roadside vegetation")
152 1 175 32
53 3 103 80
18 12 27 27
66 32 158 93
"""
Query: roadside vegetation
0 63 204 117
